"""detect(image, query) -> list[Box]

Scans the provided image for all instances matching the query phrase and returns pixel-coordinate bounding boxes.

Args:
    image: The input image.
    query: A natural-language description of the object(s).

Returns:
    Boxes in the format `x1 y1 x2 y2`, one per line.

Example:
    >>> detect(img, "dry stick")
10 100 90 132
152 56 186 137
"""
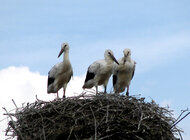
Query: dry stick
12 99 18 109
2 107 23 140
67 126 74 140
137 104 143 130
3 113 16 117
138 112 144 130
99 134 115 140
175 109 188 123
171 112 190 129
135 135 144 140
36 110 46 140
177 129 183 140
90 106 97 140
106 105 109 123
36 95 49 104
12 99 20 119
40 114 46 140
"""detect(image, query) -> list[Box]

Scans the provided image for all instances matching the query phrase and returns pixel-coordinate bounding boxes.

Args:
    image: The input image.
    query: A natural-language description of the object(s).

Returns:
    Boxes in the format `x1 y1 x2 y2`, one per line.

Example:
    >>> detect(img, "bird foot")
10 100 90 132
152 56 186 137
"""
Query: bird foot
126 91 129 96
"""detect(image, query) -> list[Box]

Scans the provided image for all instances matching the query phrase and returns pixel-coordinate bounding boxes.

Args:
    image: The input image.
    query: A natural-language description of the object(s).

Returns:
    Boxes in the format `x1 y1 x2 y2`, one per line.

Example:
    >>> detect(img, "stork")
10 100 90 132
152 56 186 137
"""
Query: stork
83 49 119 94
113 48 136 96
47 42 73 98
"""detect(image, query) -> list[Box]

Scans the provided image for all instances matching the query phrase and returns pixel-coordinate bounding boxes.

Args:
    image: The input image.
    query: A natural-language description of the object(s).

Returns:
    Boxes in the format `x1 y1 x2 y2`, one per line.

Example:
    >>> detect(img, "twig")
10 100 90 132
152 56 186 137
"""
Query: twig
3 113 16 116
106 105 109 123
175 109 188 123
90 106 97 140
40 114 46 140
171 112 190 129
138 112 144 130
177 129 183 140
12 99 18 109
67 126 74 140
36 95 49 103
2 107 23 140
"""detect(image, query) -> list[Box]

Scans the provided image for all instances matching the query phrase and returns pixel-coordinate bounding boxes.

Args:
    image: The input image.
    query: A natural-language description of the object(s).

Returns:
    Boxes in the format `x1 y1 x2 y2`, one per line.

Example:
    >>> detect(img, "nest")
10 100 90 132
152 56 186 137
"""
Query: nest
4 93 181 140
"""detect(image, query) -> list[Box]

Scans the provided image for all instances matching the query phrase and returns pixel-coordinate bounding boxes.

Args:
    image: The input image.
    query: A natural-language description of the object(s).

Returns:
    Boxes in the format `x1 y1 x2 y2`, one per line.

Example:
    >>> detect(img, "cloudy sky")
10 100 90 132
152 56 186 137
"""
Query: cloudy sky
1 0 190 139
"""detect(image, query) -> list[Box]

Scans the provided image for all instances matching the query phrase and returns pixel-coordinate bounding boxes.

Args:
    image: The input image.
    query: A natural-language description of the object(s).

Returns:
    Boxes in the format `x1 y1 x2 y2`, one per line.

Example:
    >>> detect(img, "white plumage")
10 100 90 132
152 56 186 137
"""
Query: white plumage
83 49 119 94
113 48 136 96
47 43 73 98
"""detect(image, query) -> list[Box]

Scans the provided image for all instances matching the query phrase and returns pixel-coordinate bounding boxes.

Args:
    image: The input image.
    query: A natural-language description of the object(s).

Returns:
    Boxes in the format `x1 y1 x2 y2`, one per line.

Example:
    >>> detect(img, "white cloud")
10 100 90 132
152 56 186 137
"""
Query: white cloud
0 66 86 139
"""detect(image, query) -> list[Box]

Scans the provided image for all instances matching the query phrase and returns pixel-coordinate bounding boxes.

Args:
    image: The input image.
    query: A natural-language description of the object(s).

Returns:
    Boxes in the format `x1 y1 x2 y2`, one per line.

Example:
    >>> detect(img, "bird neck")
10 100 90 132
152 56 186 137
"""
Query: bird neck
125 56 131 61
106 58 114 64
123 56 131 64
63 50 70 61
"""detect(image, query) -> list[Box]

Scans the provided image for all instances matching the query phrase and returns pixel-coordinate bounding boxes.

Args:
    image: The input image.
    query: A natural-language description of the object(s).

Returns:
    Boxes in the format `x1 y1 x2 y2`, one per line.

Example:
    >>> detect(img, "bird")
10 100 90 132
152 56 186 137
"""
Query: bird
83 49 119 94
113 48 136 96
47 42 73 98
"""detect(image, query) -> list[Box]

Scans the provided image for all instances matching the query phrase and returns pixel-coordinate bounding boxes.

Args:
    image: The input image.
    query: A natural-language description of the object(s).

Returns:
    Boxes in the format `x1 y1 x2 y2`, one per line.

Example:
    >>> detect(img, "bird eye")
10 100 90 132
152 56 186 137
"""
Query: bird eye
108 52 111 55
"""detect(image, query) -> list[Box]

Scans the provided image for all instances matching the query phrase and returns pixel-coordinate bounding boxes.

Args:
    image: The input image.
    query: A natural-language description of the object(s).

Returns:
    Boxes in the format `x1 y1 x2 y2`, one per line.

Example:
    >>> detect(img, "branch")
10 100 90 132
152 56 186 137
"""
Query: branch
171 111 190 129
175 109 188 123
2 107 23 140
90 106 97 140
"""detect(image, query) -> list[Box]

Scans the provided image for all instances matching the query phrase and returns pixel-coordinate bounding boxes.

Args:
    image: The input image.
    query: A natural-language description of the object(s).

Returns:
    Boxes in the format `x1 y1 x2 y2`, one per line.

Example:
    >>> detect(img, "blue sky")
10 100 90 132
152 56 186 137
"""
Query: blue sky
1 0 190 139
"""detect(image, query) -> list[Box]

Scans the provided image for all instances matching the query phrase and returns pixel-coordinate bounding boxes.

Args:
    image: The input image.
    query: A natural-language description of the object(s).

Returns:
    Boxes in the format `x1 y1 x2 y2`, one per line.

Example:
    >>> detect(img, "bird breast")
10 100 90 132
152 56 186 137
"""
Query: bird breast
96 63 113 84
118 60 134 73
54 62 72 88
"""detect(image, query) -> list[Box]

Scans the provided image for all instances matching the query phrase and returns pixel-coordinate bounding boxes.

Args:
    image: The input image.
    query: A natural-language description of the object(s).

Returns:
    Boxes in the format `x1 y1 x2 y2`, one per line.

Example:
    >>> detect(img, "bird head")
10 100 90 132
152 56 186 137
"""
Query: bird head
58 43 69 58
105 49 119 65
123 48 131 58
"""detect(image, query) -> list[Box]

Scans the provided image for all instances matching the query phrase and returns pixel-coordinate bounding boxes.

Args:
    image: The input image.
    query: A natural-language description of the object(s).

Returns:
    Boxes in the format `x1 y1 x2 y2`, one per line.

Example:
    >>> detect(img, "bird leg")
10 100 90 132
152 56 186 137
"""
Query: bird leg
56 92 59 99
63 88 66 98
96 86 98 95
104 85 107 94
126 85 129 96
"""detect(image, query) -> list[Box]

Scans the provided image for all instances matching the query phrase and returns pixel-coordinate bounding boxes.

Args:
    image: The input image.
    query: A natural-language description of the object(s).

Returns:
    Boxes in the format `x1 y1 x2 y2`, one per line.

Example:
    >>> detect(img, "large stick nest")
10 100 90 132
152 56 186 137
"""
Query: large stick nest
5 93 181 140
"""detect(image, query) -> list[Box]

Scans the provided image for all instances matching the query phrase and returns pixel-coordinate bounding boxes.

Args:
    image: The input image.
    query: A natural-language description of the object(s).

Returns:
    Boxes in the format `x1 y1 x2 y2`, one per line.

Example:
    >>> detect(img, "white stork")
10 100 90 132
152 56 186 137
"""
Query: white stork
47 42 73 98
113 48 136 96
83 49 119 94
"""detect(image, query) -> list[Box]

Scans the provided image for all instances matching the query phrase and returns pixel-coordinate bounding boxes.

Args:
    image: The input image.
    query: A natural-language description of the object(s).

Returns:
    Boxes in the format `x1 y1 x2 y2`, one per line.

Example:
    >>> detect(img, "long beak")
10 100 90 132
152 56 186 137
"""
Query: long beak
110 54 119 65
58 48 64 58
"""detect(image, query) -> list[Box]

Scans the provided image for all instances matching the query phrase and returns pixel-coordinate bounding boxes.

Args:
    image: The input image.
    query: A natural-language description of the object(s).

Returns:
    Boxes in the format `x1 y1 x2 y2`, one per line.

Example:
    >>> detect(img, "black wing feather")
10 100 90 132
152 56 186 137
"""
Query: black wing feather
131 65 135 80
48 77 55 86
67 73 72 83
113 74 117 86
131 70 135 80
84 71 95 83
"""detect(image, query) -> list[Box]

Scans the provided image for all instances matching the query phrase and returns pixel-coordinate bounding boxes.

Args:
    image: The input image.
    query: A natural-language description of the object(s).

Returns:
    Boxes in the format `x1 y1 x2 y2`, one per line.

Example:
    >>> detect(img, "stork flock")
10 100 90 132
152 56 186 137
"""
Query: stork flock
47 42 136 99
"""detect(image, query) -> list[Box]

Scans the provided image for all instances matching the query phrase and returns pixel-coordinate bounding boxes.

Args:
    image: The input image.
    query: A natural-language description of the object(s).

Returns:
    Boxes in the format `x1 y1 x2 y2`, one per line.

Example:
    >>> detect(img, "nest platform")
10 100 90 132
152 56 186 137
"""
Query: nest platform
4 93 181 140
